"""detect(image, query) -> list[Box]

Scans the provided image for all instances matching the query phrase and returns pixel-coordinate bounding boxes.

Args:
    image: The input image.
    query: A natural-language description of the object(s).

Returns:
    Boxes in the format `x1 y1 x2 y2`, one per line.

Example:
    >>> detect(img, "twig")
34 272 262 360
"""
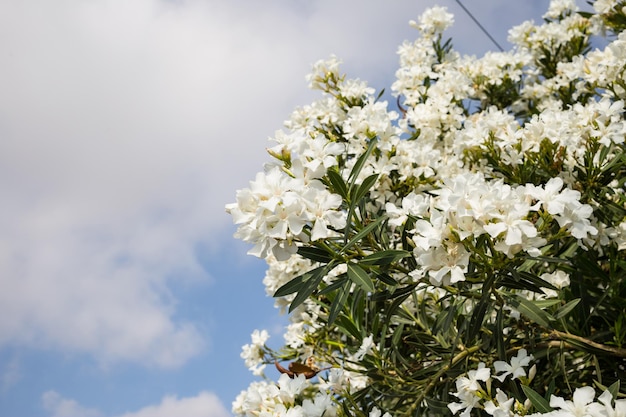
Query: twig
550 330 626 358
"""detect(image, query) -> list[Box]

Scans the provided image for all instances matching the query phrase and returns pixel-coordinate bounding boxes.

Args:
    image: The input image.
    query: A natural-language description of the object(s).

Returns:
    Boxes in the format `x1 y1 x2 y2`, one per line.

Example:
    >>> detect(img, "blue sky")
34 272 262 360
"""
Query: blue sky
0 0 582 415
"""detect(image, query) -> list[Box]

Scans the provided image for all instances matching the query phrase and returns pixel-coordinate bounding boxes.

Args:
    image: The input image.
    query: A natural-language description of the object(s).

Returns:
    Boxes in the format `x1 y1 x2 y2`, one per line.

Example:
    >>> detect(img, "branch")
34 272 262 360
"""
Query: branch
549 330 626 358
409 345 482 414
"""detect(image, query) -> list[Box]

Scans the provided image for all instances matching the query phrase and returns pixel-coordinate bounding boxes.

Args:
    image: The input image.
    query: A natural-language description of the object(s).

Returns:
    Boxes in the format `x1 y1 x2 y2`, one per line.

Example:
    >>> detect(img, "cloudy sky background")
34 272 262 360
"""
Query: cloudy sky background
0 1 589 416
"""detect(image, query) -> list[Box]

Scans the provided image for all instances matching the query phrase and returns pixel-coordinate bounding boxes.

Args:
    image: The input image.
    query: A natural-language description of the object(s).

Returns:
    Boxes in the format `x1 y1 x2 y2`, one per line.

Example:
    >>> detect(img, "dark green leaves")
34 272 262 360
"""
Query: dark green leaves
507 295 554 328
521 385 552 414
555 298 581 320
359 250 411 266
347 263 374 293
297 246 334 263
274 263 336 313
341 215 388 255
327 169 348 200
328 279 352 325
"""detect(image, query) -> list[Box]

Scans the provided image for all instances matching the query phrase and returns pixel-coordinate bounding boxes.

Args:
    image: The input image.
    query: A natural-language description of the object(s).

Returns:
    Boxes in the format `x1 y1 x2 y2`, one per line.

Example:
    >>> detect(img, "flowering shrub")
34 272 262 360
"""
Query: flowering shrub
227 1 626 415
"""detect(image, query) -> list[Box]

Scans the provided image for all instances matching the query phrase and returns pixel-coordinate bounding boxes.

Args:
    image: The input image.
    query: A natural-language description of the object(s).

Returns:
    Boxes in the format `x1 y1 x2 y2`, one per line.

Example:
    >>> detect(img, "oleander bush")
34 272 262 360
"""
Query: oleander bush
227 1 626 415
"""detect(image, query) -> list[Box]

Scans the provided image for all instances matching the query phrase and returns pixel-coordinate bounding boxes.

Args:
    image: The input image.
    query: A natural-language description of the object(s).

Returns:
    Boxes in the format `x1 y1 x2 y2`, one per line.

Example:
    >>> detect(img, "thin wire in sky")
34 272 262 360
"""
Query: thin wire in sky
453 0 505 52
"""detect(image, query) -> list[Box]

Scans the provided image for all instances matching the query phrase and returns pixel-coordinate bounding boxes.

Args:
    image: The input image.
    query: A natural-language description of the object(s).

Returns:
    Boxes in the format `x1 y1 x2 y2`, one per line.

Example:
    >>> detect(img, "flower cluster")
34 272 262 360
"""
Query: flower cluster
226 166 347 261
232 374 337 417
228 1 626 416
449 350 626 417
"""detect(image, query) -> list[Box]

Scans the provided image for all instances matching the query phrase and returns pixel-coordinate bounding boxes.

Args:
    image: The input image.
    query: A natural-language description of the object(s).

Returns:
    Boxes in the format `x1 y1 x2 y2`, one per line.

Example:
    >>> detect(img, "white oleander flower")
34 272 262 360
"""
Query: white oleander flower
240 329 270 376
369 406 393 417
484 389 515 417
494 349 533 382
278 373 308 404
598 389 626 417
543 0 578 19
593 0 618 14
455 362 491 394
549 386 604 417
353 334 375 361
306 55 342 91
410 6 454 36
302 393 338 417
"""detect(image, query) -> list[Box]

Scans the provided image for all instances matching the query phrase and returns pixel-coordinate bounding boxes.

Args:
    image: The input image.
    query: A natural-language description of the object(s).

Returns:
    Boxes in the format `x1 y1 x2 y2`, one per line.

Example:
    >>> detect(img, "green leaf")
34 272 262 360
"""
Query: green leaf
273 270 309 297
575 255 607 279
381 288 415 331
533 299 562 309
359 250 411 266
347 263 375 293
341 215 387 254
297 246 334 263
318 275 348 295
521 385 552 414
423 397 452 415
351 173 379 205
328 280 351 325
327 168 348 200
348 138 378 185
374 88 385 103
344 139 378 243
467 274 495 342
496 308 506 360
433 301 459 338
277 263 334 313
560 240 579 258
391 322 405 346
555 298 581 320
500 269 557 292
371 283 416 302
351 289 366 332
376 272 398 286
336 315 362 340
608 380 621 400
509 295 555 327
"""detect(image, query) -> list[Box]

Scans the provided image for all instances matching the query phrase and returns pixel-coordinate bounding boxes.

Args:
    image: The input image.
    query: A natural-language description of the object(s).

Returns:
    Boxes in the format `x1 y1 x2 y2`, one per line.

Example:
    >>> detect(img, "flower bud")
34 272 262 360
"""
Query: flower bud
528 364 537 382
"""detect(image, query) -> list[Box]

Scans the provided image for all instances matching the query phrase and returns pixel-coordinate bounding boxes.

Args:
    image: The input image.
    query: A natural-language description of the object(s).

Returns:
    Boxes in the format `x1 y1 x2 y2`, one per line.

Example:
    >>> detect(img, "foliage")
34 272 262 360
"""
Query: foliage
227 1 626 416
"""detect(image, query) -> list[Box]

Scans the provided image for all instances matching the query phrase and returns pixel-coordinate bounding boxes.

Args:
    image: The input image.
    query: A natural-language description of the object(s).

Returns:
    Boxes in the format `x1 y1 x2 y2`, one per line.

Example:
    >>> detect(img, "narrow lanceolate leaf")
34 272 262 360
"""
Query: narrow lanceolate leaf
326 168 348 200
297 246 334 264
341 215 387 254
608 380 621 400
328 280 351 325
273 269 310 298
318 275 348 295
467 291 492 342
336 315 362 340
359 250 411 266
344 139 378 243
555 298 581 320
376 272 398 286
496 308 506 360
521 385 552 414
348 138 378 186
351 173 379 205
509 295 554 328
289 263 336 313
347 262 374 293
375 88 385 102
370 283 415 302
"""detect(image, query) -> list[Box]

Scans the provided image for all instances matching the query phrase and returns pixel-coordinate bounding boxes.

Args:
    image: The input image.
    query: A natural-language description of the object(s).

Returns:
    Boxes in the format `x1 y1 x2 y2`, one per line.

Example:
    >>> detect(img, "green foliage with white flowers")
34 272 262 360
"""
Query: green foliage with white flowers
227 1 626 416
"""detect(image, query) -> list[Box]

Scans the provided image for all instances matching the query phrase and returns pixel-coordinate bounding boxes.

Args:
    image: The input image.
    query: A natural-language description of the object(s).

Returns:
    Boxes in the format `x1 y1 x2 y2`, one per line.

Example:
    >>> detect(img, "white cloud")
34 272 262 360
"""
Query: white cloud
42 390 230 417
0 0 314 368
43 391 104 417
0 354 21 393
116 391 230 417
0 0 552 370
0 0 422 368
